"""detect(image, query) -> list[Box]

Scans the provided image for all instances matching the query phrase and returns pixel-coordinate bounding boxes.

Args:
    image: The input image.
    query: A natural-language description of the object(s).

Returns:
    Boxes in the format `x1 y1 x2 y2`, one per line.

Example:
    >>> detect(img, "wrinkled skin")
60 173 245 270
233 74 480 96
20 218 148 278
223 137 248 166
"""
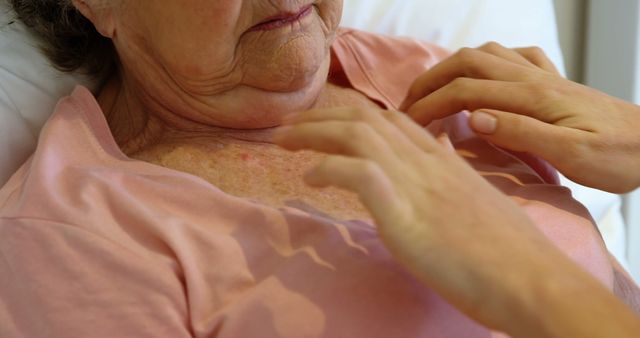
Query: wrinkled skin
74 0 343 142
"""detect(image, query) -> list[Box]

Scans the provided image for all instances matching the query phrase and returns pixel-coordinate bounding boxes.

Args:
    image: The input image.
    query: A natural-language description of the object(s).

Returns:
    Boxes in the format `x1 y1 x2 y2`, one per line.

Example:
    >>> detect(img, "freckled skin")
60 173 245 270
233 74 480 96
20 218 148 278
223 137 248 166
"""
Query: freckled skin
131 83 380 221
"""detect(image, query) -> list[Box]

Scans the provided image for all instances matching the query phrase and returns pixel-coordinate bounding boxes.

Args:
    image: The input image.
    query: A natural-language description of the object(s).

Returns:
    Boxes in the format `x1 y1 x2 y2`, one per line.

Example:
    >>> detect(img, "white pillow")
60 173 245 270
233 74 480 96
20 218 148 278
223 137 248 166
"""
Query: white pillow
341 0 566 73
0 2 96 184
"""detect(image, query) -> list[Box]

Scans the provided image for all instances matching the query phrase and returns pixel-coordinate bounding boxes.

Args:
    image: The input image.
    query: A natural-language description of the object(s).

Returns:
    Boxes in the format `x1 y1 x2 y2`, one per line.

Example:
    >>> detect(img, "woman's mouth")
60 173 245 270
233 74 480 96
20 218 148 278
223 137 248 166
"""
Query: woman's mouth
249 5 314 32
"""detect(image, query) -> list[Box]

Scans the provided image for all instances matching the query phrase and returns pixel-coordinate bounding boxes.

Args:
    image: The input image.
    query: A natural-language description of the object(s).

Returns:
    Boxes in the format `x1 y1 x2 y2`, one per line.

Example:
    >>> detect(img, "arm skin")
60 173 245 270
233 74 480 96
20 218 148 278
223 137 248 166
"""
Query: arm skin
493 245 640 338
275 105 640 338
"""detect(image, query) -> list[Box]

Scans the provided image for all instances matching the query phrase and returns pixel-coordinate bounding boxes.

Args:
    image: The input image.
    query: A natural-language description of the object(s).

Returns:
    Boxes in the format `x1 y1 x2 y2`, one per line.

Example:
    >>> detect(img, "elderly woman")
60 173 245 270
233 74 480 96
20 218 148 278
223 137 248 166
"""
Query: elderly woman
0 0 637 337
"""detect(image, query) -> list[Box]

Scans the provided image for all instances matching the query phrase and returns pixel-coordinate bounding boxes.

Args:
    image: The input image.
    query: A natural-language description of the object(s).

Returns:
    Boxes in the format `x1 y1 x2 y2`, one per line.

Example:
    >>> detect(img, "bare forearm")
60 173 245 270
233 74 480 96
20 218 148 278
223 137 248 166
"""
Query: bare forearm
500 254 640 338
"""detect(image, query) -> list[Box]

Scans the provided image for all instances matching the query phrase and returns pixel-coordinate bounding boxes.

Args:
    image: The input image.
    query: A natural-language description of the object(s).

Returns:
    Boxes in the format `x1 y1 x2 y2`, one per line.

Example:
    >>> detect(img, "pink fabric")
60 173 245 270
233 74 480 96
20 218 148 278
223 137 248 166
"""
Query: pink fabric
0 29 613 338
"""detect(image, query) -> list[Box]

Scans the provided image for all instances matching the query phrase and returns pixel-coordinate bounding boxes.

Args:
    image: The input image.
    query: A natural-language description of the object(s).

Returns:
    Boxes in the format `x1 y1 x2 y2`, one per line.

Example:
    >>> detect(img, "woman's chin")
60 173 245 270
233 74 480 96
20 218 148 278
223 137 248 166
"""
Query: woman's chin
204 71 329 130
253 61 328 94
236 48 331 120
238 80 328 127
240 12 332 89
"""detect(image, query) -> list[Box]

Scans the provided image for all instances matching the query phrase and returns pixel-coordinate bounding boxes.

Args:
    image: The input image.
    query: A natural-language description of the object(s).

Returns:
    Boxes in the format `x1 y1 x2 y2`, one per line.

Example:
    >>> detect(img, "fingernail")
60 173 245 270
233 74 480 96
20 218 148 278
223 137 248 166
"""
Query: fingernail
471 111 497 134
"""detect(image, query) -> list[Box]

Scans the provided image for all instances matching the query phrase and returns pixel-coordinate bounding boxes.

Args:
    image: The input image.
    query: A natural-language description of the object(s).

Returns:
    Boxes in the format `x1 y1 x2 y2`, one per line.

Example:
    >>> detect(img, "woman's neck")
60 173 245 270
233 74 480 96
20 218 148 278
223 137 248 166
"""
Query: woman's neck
97 69 380 156
97 73 289 155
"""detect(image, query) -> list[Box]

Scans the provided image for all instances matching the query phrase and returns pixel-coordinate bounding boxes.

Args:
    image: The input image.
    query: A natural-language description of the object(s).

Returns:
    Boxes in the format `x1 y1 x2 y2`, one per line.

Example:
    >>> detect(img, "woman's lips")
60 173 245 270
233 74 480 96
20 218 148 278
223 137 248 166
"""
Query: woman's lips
249 5 314 32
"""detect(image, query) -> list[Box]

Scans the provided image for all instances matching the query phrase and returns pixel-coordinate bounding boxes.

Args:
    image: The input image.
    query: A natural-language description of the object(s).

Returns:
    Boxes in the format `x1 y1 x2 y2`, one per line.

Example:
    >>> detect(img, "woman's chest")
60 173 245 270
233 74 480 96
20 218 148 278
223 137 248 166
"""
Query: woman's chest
133 140 370 221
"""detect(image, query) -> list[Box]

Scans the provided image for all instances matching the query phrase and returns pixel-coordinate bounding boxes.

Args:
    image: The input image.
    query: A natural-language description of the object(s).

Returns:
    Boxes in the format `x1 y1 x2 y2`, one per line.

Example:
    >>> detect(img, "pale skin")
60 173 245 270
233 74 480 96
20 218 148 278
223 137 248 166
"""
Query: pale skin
74 0 639 336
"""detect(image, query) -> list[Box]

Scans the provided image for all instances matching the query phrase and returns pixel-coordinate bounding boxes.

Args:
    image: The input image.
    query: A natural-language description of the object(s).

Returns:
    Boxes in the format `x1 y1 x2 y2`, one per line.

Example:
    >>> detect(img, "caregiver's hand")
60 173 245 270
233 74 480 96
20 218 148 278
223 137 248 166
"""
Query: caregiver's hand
274 107 640 338
401 42 640 193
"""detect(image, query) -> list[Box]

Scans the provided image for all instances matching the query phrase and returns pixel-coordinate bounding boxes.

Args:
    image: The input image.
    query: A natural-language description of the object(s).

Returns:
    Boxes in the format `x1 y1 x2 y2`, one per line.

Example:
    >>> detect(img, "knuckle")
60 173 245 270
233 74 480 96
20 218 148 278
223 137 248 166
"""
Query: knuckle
353 107 386 126
456 47 478 64
358 160 383 178
347 121 376 141
449 77 473 92
524 48 546 64
383 110 406 124
526 46 547 59
480 41 504 52
457 52 487 77
520 47 557 72
444 78 476 108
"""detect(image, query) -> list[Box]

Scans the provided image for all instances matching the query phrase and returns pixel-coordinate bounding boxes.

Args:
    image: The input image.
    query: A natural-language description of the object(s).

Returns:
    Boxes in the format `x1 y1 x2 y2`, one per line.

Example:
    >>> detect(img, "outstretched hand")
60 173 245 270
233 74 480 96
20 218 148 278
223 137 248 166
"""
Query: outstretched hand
401 42 640 193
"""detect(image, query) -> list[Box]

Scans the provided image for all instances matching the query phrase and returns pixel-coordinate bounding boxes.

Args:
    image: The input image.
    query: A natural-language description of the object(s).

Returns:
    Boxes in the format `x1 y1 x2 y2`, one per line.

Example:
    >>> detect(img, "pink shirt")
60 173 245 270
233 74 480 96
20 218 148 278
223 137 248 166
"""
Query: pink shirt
0 29 615 338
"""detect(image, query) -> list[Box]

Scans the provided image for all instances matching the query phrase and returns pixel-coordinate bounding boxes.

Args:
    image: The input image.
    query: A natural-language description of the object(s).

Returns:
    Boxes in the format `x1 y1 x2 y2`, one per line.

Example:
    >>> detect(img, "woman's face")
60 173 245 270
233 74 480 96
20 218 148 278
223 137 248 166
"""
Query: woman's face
109 0 343 128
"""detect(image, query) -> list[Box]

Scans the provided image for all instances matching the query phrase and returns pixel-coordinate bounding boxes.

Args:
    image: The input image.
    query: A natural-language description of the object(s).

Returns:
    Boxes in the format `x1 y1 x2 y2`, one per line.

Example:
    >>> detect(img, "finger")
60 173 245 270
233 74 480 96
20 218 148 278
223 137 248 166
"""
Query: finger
400 48 538 111
304 156 402 216
283 107 405 142
436 133 455 153
375 110 445 152
281 107 365 125
513 47 560 74
274 120 399 164
283 107 439 154
477 42 540 70
407 78 541 126
477 43 560 75
406 79 545 126
469 109 575 163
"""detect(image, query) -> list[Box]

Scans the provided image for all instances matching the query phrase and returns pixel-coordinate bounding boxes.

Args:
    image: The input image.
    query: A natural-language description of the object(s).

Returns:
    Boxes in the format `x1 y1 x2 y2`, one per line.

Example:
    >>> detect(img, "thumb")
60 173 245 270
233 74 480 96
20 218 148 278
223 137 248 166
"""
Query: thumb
469 109 567 163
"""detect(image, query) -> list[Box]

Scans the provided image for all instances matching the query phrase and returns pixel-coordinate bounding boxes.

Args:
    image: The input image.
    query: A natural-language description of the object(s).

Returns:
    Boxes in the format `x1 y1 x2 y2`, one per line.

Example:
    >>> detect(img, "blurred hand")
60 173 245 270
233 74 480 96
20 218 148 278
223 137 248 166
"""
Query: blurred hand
401 42 640 193
274 107 574 334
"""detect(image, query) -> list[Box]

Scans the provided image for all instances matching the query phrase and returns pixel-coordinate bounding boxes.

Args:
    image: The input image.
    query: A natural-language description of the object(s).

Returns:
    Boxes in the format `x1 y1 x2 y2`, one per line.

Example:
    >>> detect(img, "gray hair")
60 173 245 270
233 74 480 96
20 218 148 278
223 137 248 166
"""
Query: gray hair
9 0 116 78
